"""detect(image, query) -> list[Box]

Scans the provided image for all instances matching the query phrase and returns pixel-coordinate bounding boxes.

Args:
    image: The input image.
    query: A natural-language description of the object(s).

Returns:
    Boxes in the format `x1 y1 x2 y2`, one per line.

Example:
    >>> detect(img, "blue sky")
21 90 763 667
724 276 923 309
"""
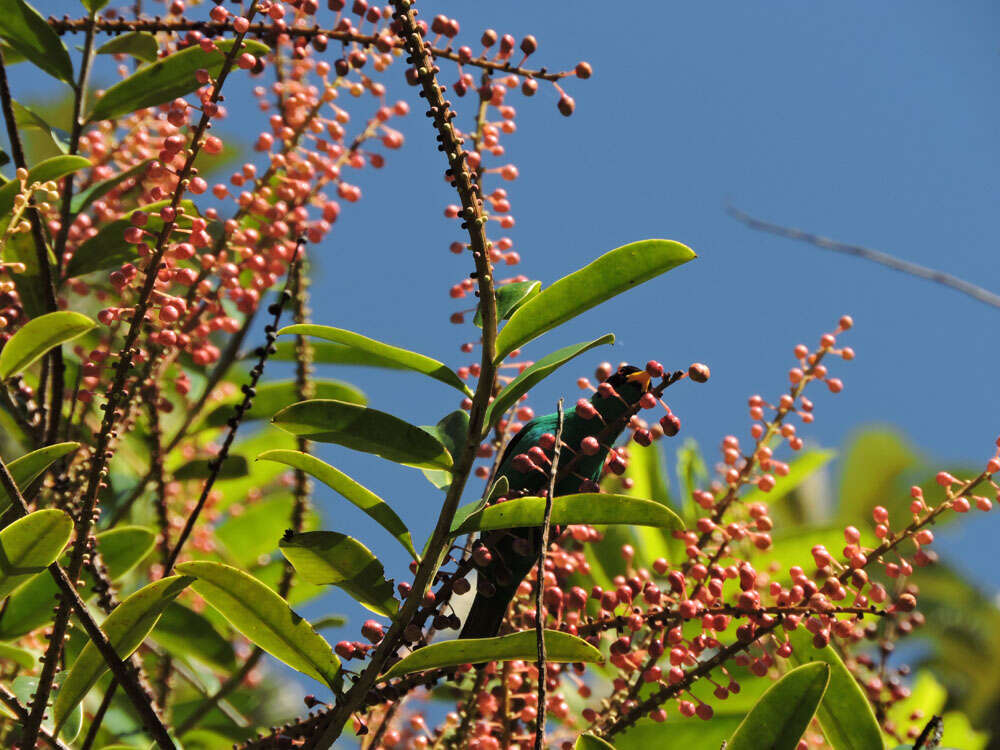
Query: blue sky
19 0 1000 704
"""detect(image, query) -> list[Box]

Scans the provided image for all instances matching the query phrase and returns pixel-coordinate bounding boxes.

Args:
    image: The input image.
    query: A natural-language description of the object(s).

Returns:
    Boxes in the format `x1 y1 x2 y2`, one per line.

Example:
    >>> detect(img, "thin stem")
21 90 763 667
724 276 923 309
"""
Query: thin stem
305 2 500 745
534 399 563 750
727 204 1000 311
0 683 72 750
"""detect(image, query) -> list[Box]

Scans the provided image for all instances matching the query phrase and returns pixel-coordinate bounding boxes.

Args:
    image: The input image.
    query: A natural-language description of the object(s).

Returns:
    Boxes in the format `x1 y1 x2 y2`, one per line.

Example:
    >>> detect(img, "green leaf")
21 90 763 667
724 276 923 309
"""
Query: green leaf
675 438 708 521
52 575 192 732
11 100 68 156
88 39 270 122
66 198 200 277
272 399 454 471
0 509 72 600
0 154 91 217
201 379 366 429
494 239 696 363
483 335 615 434
576 734 616 750
278 324 473 397
0 441 78 514
81 0 110 12
420 409 469 491
258 449 416 560
96 31 157 62
13 674 82 741
452 493 683 536
0 525 154 639
741 449 836 509
0 310 96 379
836 428 916 527
215 492 320 567
70 159 151 214
176 560 341 687
0 641 34 669
280 530 398 618
787 629 884 750
612 441 681 569
153 602 236 672
382 629 603 680
265 340 414 369
474 280 542 328
0 0 74 83
728 662 830 750
173 455 249 481
312 614 348 631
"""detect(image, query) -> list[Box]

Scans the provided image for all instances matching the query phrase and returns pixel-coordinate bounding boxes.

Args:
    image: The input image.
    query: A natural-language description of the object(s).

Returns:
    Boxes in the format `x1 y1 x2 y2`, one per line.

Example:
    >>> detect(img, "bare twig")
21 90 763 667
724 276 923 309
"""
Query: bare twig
535 399 564 750
726 204 1000 310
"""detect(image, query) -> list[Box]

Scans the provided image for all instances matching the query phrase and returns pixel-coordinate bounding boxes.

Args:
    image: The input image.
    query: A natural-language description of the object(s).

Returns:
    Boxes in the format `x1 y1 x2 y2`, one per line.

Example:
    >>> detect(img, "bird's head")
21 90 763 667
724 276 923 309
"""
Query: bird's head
590 364 652 422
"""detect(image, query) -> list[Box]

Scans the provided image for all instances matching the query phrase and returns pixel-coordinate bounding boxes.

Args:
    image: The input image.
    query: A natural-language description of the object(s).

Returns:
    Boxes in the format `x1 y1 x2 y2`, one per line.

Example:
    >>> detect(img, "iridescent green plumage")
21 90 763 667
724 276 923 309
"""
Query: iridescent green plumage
459 365 650 639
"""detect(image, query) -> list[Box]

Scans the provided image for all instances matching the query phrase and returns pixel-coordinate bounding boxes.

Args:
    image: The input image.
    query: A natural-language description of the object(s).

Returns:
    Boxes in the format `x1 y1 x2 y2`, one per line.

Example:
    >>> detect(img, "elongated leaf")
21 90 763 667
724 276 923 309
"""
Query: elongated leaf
89 39 269 122
0 641 34 669
52 575 192 732
0 509 72 599
728 662 830 750
215 492 320 567
96 31 158 62
153 602 236 671
312 615 348 631
382 629 603 679
0 0 73 83
272 399 453 471
278 324 472 396
0 154 91 217
741 449 835 510
11 100 67 156
263 340 413 369
0 526 154 639
474 280 542 328
66 199 199 277
258 449 416 559
483 335 615 433
173 455 248 480
13 674 82 741
494 239 695 363
452 494 683 536
421 409 469 491
201 379 366 429
0 311 95 379
280 530 398 618
0 441 78 513
576 734 616 750
176 560 341 687
70 159 151 213
787 629 884 750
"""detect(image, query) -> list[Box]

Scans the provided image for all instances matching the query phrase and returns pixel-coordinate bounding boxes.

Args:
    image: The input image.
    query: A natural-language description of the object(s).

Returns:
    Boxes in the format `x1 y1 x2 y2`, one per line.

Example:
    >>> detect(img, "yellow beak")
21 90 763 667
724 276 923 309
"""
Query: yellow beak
627 370 652 391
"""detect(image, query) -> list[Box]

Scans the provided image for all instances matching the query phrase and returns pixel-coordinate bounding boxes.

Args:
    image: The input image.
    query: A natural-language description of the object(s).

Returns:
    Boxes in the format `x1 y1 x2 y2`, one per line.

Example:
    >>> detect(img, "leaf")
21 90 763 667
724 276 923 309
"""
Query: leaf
0 0 74 83
0 441 78 514
0 310 96 379
727 662 830 750
837 428 916 527
65 198 200 277
675 437 708 521
11 100 67 155
483 335 615 434
265 340 414 369
382 629 604 679
421 409 469 491
452 493 683 536
280 530 398 618
215 492 320 567
494 239 696 363
176 560 341 687
741 449 836 509
787 629 884 750
13 674 82 741
96 31 158 62
258 449 416 560
153 602 236 672
81 0 110 12
173 455 249 480
88 39 269 122
70 159 151 214
0 154 91 217
0 509 72 600
474 280 542 328
576 734 616 750
0 641 34 669
0 526 154 639
272 399 453 471
52 575 192 732
312 615 348 631
613 441 682 569
201 379 366 429
278 324 473 396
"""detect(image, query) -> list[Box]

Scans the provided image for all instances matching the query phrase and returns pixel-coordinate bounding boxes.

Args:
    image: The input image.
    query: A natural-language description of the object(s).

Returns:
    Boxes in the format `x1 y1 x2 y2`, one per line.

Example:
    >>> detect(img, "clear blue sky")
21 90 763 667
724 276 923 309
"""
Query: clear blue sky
21 0 1000 702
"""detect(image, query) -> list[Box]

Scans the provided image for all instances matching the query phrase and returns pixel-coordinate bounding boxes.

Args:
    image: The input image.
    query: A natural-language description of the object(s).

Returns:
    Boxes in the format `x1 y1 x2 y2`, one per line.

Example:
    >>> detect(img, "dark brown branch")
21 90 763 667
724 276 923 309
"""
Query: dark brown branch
727 204 1000 310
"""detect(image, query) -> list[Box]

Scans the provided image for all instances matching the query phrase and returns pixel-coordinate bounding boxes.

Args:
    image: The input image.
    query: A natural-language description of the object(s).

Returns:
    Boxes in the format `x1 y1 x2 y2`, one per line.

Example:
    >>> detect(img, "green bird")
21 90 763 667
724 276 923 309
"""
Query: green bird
459 364 657 639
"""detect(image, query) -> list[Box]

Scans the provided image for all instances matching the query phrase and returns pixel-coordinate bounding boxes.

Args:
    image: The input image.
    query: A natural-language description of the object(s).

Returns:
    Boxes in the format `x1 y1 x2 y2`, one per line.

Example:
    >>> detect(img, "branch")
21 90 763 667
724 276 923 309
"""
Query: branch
0 683 72 750
535 399 564 750
304 1 500 745
726 204 1000 310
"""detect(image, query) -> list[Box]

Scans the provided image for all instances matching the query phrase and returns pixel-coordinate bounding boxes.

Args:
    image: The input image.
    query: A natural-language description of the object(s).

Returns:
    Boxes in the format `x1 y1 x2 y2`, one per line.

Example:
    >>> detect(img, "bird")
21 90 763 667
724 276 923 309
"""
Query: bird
458 364 656 639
